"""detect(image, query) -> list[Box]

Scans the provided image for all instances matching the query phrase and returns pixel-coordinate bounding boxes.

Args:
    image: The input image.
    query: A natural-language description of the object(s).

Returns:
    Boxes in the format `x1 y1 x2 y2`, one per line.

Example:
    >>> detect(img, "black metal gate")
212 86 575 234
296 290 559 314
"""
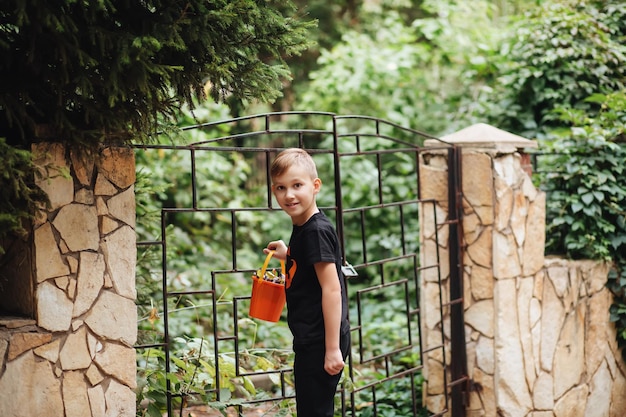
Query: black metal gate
134 112 467 417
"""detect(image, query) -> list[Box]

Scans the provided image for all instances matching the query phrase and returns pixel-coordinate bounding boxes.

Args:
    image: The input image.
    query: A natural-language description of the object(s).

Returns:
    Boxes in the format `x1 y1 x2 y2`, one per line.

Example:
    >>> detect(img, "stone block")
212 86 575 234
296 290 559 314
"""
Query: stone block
86 364 105 386
584 361 611 417
419 163 449 209
510 189 528 247
494 178 513 232
98 147 135 189
463 152 494 210
540 278 565 372
553 385 587 417
0 351 64 417
7 331 52 361
73 252 105 317
94 174 118 196
94 341 137 389
34 338 61 363
470 265 494 301
75 188 95 205
465 300 494 338
463 211 482 246
101 225 137 300
522 193 546 276
476 336 494 375
586 290 611 375
70 149 95 187
37 281 73 332
518 277 536 389
63 370 92 417
100 216 119 235
553 305 586 399
610 369 626 417
493 231 520 278
33 143 74 211
472 367 496 416
494 154 522 188
88 384 106 417
34 222 70 282
494 279 532 416
467 226 492 269
107 186 135 228
532 372 554 410
0 338 7 371
53 203 100 252
59 326 92 370
84 290 137 346
104 379 136 417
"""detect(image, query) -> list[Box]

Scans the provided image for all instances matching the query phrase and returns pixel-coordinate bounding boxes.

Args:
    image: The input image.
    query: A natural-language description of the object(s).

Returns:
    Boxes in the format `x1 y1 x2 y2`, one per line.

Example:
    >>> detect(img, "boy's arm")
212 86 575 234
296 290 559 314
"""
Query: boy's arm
314 262 345 376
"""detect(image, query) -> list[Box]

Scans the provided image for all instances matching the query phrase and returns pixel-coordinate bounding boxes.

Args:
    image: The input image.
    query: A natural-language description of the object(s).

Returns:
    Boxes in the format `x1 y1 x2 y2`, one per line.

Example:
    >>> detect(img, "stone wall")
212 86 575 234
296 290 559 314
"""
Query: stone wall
419 124 626 417
0 143 138 417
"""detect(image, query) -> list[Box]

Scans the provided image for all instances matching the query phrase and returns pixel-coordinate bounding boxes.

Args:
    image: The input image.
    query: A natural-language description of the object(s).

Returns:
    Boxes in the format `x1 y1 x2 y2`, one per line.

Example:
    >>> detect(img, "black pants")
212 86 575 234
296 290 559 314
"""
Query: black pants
293 331 351 417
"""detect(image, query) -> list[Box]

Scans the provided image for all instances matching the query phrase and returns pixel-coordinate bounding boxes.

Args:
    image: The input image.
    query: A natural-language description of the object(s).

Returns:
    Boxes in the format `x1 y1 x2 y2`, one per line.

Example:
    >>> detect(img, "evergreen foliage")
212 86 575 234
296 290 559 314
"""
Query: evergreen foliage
0 0 315 146
0 0 315 249
0 138 48 255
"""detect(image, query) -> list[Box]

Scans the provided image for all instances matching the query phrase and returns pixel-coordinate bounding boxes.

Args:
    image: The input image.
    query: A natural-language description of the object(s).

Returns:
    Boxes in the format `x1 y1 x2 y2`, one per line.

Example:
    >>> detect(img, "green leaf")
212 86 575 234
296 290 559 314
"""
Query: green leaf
571 202 584 213
580 193 594 205
242 376 256 395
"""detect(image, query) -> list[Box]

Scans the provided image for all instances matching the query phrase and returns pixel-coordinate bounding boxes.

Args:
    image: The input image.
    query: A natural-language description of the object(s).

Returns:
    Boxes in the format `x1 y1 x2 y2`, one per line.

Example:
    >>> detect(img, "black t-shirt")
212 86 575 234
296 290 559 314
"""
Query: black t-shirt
285 211 350 345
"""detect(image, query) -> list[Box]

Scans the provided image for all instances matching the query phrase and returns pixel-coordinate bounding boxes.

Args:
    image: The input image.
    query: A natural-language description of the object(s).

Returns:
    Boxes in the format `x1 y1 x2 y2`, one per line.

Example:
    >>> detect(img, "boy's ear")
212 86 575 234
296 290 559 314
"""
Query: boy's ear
313 177 322 193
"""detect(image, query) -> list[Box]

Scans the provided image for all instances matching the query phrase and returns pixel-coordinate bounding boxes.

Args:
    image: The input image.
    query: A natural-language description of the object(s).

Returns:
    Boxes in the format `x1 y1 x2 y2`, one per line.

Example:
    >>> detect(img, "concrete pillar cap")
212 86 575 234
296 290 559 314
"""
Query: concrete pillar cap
425 123 538 152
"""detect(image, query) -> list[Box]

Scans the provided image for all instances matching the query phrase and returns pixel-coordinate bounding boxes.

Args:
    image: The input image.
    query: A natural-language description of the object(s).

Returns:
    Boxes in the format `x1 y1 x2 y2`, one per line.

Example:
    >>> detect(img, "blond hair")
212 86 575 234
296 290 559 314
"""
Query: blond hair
270 148 318 179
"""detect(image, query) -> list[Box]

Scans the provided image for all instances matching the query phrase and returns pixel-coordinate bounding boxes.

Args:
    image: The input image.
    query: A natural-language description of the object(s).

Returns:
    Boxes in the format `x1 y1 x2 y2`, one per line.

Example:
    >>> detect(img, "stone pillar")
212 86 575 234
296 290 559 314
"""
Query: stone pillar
419 123 626 417
0 143 138 417
420 123 540 415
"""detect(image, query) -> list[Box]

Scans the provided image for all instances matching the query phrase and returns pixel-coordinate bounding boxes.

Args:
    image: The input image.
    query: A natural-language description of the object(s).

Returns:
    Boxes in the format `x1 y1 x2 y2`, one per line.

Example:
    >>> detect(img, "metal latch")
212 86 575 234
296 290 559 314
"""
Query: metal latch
341 262 358 279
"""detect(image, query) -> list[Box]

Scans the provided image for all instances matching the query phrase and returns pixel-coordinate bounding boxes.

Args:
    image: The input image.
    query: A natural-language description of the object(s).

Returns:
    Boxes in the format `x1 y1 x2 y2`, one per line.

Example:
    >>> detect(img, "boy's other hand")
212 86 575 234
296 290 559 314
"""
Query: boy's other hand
324 348 345 376
264 240 287 260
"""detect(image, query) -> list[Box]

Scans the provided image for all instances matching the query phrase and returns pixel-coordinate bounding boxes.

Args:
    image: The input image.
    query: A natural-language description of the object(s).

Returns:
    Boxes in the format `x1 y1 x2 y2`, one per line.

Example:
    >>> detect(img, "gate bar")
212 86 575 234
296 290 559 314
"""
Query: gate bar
448 146 468 417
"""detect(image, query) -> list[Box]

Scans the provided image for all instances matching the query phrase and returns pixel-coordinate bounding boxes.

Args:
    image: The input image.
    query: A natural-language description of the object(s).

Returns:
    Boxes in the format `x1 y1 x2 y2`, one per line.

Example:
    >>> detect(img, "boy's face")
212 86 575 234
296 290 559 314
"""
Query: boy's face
271 165 321 226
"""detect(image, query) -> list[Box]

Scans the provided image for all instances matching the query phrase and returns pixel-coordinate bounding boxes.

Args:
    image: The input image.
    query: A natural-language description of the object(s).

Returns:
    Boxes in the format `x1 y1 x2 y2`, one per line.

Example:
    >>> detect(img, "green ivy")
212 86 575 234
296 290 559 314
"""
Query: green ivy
538 91 626 359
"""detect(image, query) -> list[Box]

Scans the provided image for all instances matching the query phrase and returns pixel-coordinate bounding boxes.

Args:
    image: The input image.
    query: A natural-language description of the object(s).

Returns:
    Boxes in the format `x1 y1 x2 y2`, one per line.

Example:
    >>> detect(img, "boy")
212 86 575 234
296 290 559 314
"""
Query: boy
264 148 350 417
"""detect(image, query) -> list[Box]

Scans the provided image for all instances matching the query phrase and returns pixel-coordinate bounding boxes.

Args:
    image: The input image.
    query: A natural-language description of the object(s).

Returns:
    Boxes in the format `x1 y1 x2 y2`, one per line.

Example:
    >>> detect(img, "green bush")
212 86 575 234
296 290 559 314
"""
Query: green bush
538 91 626 359
473 0 626 140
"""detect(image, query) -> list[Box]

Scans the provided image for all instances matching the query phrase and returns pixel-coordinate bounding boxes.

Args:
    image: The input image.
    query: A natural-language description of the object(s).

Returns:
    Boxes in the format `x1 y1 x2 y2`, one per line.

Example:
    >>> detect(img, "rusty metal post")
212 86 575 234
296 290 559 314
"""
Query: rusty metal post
448 146 468 417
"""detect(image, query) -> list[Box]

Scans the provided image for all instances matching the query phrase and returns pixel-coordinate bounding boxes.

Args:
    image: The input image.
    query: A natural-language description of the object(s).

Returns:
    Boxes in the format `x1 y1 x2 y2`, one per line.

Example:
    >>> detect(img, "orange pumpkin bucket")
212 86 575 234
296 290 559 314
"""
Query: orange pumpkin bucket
249 251 286 322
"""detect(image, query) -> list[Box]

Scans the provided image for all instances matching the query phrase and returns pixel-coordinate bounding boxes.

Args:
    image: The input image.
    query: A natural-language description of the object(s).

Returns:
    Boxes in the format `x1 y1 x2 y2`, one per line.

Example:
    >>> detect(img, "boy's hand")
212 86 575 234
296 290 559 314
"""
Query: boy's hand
324 348 345 376
264 240 287 260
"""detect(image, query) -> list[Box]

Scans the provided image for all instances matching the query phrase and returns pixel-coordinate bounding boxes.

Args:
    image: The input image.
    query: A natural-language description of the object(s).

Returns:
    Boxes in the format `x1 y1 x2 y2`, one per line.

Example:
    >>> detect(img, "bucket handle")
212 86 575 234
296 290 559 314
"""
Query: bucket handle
257 250 286 284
